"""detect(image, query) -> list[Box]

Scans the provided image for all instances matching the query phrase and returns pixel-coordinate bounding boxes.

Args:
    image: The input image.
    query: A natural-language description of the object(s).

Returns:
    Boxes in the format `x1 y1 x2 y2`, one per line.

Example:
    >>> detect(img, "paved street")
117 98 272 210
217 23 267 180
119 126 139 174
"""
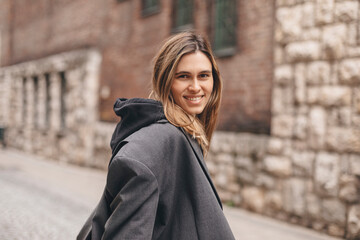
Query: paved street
0 148 342 240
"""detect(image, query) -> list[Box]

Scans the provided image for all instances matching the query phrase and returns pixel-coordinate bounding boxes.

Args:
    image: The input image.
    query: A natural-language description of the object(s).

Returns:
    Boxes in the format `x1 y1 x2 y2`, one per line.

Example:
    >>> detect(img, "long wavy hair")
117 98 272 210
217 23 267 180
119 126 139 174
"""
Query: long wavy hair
149 32 222 155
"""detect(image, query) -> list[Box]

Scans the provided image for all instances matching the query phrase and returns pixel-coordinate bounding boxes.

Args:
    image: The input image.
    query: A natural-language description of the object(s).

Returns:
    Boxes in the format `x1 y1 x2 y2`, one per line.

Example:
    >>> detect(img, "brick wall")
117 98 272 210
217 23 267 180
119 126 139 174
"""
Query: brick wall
0 0 274 133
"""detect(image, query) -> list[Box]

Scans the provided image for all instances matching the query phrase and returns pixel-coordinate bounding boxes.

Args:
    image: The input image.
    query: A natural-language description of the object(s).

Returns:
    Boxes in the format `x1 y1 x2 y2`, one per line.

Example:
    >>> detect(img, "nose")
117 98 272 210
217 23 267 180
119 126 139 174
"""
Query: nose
188 78 201 92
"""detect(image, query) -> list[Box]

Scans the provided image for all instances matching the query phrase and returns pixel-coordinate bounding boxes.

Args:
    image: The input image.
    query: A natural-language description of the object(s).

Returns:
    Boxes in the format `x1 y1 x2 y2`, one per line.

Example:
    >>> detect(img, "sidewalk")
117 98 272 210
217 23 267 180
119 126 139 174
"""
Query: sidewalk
0 148 342 240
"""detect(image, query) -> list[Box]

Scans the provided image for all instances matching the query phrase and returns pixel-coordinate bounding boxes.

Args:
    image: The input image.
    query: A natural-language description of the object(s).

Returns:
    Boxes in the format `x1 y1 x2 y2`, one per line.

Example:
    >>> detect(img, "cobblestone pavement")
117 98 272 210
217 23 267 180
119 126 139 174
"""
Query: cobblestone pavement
0 149 342 240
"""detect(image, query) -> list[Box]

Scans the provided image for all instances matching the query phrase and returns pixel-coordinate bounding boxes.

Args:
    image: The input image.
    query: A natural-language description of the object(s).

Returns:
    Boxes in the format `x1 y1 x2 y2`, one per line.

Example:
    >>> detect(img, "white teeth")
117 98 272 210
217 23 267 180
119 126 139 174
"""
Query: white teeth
186 96 202 101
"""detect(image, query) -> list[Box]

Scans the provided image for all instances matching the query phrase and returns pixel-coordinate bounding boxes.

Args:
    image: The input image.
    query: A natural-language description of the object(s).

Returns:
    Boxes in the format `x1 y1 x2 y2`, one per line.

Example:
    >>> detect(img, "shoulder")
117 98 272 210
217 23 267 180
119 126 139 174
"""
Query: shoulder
127 120 186 147
112 120 191 171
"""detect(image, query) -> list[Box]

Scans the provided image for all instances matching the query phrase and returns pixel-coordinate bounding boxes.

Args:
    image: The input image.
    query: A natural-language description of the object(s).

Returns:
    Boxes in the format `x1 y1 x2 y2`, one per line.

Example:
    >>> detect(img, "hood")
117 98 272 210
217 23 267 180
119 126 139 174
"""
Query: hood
110 98 166 154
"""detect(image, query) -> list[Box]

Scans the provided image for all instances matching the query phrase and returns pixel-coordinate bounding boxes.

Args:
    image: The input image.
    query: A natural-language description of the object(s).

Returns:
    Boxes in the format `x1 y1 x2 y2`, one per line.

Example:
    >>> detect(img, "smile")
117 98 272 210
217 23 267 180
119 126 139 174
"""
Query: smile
184 96 203 101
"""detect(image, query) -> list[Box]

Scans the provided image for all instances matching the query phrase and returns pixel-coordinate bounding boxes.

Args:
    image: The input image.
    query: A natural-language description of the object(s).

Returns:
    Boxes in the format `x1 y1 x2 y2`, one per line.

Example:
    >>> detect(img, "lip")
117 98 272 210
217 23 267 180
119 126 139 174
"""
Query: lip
183 95 204 104
184 95 203 100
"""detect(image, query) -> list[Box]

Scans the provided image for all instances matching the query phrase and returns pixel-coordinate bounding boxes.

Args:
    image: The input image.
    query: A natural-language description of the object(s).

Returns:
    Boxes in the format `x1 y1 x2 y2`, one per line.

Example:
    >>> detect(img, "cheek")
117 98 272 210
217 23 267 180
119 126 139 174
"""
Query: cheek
207 79 214 94
170 83 181 100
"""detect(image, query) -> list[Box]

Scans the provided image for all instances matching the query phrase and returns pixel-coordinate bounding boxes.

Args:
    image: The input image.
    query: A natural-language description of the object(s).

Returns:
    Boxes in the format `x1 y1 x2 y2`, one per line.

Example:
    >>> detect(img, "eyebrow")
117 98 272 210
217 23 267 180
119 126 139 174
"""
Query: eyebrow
175 70 212 75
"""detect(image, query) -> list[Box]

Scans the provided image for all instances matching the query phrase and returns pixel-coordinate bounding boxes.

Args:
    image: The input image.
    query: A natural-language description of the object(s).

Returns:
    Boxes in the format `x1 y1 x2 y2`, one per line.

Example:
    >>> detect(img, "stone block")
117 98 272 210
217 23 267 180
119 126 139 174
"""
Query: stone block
264 191 283 212
322 24 347 59
309 107 326 149
303 28 322 43
350 154 360 177
227 183 241 194
215 164 235 188
271 114 294 138
347 205 360 239
318 86 351 107
286 41 321 62
338 107 352 126
312 221 326 231
292 151 315 176
306 194 321 219
275 46 284 65
315 152 340 197
339 174 360 203
353 115 360 130
334 1 358 22
237 169 255 184
294 63 306 104
292 140 307 152
295 104 309 115
235 156 253 171
355 88 360 113
347 23 358 46
267 137 284 155
274 65 293 86
306 61 330 85
216 153 234 165
340 154 351 174
272 88 283 115
315 0 334 24
242 187 265 213
210 132 237 154
255 173 277 189
329 62 339 85
294 115 308 140
326 128 360 153
272 86 294 114
276 6 302 43
263 155 292 177
327 108 339 127
346 45 360 57
322 199 346 225
327 224 345 238
339 59 360 85
307 87 320 104
283 178 306 216
302 2 315 27
234 133 269 158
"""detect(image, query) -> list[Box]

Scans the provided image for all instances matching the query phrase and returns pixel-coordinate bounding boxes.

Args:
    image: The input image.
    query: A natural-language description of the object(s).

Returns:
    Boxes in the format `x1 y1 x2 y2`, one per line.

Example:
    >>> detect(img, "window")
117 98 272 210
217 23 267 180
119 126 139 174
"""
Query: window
142 0 160 17
214 0 237 57
172 0 194 32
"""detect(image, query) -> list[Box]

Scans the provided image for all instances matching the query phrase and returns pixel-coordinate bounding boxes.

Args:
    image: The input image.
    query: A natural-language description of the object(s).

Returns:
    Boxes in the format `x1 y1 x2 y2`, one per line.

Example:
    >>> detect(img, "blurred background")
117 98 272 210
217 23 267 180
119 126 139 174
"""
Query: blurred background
0 0 359 239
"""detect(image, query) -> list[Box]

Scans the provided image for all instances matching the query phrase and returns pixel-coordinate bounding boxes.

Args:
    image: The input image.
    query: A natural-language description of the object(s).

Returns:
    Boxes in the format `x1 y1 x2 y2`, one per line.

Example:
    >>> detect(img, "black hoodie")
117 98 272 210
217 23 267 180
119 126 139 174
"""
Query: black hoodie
110 98 166 157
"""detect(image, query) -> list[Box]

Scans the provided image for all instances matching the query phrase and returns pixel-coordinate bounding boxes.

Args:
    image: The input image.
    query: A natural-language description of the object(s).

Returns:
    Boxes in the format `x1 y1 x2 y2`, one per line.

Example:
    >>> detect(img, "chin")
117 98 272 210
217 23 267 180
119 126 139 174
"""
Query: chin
186 108 204 116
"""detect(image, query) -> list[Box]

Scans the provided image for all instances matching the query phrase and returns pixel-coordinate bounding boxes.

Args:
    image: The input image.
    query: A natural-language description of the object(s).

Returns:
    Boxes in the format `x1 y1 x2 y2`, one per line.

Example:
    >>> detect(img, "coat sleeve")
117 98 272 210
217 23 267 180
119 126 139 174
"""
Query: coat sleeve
102 156 159 240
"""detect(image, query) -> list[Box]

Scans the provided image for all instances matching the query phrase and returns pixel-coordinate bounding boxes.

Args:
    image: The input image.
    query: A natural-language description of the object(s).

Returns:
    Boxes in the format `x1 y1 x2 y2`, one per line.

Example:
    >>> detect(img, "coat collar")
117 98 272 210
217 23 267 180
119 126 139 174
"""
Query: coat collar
179 128 223 209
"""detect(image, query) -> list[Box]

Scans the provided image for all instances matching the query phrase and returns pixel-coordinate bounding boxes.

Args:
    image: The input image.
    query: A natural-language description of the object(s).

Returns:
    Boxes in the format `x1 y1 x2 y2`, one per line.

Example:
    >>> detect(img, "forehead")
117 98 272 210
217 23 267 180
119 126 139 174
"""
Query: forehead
176 51 212 71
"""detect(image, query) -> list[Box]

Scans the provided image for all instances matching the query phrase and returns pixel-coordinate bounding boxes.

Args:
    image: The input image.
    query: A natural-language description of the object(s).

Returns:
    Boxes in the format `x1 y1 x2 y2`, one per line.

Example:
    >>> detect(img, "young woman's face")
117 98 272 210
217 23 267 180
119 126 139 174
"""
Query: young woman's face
171 51 214 116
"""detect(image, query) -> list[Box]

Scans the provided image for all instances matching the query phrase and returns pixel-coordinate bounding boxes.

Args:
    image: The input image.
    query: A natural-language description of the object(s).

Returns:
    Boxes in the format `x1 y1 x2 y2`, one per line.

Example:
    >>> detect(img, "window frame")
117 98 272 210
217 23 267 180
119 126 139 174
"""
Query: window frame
171 0 194 33
141 0 161 17
213 0 238 57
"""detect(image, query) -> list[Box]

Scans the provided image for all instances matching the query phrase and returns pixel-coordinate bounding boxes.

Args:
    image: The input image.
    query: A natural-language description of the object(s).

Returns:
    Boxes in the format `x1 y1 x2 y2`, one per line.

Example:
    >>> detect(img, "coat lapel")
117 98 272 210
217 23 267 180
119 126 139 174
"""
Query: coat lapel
180 128 223 209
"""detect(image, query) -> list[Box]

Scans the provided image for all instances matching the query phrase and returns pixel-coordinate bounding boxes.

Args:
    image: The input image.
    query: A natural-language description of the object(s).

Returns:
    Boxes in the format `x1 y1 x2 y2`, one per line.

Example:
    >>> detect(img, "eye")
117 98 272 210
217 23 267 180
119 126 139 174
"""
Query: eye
199 73 209 78
177 74 189 79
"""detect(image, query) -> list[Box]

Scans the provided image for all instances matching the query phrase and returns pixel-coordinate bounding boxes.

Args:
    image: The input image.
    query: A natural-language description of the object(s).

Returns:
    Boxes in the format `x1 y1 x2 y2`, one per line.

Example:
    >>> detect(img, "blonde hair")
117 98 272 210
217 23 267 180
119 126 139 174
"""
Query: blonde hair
149 32 222 155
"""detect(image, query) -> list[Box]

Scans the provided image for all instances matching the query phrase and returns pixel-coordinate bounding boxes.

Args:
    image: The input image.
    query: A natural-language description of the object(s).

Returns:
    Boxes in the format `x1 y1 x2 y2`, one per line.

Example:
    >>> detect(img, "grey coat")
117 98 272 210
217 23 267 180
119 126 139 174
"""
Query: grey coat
77 98 235 240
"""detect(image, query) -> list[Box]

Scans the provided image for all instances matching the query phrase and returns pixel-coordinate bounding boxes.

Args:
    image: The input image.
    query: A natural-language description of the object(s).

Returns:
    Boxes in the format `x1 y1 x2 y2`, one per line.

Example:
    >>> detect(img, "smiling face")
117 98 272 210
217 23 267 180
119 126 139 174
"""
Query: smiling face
171 51 214 116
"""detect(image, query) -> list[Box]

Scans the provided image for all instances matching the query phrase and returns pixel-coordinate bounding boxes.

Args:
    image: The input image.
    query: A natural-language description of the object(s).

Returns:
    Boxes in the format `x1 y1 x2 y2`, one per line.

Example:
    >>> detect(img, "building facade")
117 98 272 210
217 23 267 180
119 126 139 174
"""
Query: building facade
0 0 360 239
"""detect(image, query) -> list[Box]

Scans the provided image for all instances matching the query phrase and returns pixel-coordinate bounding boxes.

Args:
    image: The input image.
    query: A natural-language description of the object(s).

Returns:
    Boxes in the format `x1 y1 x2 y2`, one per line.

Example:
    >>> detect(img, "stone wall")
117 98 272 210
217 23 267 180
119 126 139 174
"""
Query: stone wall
0 49 102 166
207 0 360 239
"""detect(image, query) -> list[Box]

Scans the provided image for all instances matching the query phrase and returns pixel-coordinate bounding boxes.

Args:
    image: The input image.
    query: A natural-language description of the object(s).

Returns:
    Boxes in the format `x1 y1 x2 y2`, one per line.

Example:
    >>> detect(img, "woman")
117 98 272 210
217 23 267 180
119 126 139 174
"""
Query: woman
77 32 235 240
